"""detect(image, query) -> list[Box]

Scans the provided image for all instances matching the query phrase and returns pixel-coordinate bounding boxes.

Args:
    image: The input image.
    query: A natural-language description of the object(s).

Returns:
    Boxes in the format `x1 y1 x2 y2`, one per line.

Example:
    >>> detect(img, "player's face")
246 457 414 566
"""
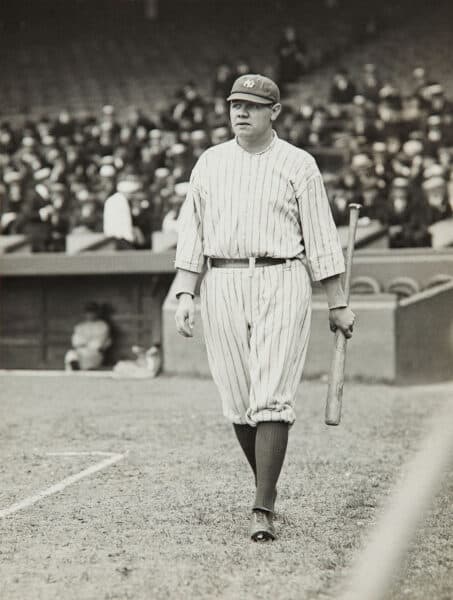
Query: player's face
230 101 281 139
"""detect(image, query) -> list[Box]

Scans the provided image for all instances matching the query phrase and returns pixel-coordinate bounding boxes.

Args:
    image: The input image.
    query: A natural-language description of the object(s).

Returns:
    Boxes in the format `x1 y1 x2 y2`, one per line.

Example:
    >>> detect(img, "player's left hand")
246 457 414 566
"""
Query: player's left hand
329 306 356 339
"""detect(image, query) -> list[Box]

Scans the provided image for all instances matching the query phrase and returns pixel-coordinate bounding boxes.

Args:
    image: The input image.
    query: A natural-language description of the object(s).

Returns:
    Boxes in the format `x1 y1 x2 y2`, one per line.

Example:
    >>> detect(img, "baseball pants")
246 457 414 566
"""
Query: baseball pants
200 258 312 426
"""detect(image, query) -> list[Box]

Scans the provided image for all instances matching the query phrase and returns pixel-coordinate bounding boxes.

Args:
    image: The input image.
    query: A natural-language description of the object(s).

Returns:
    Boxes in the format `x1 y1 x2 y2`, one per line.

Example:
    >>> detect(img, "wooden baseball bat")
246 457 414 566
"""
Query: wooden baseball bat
325 203 361 426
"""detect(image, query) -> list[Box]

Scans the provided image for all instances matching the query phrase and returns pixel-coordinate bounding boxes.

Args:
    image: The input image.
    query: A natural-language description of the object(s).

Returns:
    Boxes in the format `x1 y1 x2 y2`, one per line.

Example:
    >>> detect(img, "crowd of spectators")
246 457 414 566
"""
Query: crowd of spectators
1 59 452 251
276 64 453 247
0 86 230 252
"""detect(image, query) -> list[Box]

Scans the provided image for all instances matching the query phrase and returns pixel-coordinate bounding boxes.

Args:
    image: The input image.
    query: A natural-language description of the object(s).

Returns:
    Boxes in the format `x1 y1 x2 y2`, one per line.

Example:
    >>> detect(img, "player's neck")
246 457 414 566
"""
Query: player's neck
236 129 275 154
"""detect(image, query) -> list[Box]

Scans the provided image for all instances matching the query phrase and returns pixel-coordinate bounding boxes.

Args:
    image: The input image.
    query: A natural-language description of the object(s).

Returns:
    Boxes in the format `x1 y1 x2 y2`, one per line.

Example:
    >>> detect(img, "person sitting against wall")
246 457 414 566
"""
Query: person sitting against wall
64 302 112 371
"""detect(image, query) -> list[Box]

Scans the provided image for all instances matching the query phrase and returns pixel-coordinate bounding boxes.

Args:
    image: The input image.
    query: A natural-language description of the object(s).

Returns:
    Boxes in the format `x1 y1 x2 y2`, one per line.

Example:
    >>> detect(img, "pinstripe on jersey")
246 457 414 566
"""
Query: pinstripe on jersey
175 132 345 281
200 259 311 425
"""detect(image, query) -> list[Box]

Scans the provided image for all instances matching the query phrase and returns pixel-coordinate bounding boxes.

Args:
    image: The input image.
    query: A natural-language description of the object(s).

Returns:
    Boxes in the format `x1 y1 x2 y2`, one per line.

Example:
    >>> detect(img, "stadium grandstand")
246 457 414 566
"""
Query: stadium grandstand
1 0 453 253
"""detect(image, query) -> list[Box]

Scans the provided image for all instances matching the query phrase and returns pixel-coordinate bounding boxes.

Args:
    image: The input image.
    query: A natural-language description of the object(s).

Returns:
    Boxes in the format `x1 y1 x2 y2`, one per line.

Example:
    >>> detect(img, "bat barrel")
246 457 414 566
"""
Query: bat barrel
325 331 346 426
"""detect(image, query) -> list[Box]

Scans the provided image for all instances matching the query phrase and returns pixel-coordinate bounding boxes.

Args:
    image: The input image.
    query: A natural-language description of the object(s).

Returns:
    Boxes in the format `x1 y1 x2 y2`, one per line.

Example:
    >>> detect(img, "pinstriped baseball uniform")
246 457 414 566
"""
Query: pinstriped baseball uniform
175 131 345 425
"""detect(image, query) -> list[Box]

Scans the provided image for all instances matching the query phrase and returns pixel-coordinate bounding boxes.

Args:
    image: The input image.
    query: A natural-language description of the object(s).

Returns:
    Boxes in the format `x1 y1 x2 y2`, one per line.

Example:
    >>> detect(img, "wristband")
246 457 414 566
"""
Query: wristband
328 303 348 310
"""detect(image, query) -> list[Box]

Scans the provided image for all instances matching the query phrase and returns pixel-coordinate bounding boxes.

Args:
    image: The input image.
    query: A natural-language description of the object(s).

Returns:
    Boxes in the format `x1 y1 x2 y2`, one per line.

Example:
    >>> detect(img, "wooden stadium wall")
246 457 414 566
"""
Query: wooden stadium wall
0 252 174 369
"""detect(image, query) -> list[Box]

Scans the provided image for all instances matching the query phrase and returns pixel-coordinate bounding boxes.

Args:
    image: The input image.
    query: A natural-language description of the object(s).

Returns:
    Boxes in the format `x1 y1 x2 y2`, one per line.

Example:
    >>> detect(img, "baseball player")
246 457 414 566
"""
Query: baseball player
174 74 355 541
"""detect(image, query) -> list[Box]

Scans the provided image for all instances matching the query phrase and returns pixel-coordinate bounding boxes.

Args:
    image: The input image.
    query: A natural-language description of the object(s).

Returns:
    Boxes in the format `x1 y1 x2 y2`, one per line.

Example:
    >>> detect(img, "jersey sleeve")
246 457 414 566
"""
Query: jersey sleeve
174 158 205 273
294 155 345 281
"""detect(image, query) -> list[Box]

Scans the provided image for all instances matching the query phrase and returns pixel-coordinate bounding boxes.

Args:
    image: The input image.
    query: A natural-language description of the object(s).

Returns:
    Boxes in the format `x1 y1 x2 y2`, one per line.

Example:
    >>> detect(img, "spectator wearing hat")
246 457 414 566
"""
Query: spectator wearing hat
189 130 209 163
2 170 24 214
129 191 151 249
360 63 382 104
276 26 307 94
213 62 235 100
104 179 142 248
206 97 230 131
422 175 451 223
47 182 70 252
387 177 411 226
65 302 112 371
391 141 421 183
97 163 117 197
329 68 357 104
423 84 453 117
51 110 76 139
349 103 380 146
0 124 16 154
161 181 188 234
377 86 405 138
330 188 355 226
371 142 392 183
425 114 444 157
171 81 205 131
362 177 387 222
308 107 333 146
412 67 427 97
401 95 423 135
19 183 53 252
165 143 192 183
71 188 102 234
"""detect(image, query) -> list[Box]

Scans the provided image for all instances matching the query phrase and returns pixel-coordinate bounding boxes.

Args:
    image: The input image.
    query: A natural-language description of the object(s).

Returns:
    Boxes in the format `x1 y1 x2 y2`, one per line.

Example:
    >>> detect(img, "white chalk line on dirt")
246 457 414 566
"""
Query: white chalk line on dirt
0 451 126 519
0 369 114 378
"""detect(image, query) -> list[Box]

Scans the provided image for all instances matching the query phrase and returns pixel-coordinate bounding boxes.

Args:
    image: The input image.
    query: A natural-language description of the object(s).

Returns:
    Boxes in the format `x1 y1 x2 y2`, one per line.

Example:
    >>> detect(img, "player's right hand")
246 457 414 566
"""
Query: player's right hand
175 294 195 337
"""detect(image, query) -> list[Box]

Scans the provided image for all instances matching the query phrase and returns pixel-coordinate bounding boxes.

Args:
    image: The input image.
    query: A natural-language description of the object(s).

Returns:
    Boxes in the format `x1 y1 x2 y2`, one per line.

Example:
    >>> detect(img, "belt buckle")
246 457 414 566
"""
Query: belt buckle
249 257 255 277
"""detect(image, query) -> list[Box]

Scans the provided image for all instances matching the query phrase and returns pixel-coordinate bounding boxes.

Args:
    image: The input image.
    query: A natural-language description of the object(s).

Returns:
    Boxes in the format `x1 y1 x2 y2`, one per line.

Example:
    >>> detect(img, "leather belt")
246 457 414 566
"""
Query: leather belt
210 257 290 268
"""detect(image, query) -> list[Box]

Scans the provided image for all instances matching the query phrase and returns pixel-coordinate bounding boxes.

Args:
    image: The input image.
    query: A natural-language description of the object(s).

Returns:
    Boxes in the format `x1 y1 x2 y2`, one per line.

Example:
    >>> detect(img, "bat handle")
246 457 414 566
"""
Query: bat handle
343 203 361 301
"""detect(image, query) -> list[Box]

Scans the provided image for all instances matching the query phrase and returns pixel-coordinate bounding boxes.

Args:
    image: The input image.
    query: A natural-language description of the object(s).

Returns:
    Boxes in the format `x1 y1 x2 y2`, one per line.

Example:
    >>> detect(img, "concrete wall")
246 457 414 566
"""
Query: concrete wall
162 276 398 382
395 281 453 384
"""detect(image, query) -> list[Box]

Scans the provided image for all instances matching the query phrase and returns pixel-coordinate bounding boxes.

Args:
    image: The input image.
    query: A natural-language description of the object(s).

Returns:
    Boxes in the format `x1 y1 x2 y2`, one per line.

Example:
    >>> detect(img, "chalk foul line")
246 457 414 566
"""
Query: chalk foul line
0 451 126 519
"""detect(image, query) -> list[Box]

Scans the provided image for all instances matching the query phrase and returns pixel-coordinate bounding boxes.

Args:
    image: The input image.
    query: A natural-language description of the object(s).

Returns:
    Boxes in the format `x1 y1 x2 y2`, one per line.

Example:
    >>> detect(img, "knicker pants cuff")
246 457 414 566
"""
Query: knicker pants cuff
245 404 296 427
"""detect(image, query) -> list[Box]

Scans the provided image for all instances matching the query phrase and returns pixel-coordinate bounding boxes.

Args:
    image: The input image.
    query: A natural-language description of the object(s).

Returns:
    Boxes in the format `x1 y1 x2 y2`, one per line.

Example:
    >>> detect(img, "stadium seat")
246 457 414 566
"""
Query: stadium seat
350 276 382 294
386 276 421 299
424 273 453 289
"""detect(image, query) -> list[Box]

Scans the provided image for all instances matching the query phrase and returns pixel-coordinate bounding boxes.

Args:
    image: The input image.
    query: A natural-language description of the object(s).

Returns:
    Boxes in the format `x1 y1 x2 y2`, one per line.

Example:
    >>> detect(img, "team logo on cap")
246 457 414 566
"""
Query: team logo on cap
243 79 256 88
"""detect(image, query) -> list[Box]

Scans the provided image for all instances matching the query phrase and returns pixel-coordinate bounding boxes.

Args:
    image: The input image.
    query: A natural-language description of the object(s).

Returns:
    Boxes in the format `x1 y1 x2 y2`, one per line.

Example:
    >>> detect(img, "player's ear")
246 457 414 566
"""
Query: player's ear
270 103 282 121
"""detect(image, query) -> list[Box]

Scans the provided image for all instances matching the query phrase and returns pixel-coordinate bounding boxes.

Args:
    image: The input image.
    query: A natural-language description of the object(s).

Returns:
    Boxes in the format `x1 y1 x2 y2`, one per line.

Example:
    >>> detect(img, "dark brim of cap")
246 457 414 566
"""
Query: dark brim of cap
227 92 275 105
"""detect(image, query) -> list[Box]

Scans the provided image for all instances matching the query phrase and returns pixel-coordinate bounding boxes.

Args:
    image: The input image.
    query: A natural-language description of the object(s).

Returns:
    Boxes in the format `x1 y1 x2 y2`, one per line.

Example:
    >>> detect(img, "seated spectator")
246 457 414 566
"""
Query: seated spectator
360 63 382 103
329 68 357 104
422 175 451 223
162 181 188 233
103 179 141 248
64 302 112 371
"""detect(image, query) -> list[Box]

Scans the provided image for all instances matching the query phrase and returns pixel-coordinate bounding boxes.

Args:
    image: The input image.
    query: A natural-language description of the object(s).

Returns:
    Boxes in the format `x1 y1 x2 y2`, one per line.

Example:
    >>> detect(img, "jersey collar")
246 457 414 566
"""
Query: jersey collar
235 130 278 155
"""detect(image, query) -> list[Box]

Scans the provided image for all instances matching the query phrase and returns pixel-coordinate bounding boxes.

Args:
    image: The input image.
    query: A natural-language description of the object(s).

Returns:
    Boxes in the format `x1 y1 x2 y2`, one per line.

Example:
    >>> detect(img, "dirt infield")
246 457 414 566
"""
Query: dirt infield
0 374 452 600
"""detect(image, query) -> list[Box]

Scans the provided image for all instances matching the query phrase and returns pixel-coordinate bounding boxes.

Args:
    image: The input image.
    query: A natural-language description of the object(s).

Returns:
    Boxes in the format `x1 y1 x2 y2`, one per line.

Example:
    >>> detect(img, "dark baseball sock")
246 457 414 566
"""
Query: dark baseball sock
233 424 257 484
253 421 289 514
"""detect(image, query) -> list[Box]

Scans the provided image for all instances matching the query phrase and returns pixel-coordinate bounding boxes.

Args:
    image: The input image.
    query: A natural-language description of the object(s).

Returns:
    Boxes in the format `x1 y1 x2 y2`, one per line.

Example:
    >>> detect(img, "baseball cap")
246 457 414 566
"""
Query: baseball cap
227 74 280 105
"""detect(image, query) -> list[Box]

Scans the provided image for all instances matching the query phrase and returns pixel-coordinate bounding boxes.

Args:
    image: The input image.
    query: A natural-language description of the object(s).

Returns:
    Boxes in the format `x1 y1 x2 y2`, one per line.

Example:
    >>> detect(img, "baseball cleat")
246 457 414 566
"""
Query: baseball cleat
250 510 275 542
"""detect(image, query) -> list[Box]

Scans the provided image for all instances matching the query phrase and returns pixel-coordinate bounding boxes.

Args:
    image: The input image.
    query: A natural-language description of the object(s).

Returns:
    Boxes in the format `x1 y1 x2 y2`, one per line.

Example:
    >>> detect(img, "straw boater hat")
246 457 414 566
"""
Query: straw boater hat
117 179 142 195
